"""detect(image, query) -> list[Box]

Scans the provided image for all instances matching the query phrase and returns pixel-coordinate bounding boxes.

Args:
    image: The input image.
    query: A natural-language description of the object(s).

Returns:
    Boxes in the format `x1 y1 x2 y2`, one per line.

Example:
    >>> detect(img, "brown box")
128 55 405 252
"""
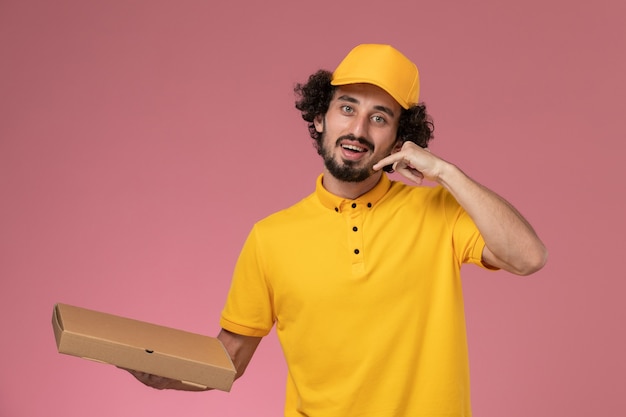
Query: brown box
52 303 236 391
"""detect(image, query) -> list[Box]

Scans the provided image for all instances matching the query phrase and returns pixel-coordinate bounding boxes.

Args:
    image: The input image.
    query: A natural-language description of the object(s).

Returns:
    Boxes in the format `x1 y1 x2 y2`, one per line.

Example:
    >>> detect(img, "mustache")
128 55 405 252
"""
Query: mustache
335 135 375 152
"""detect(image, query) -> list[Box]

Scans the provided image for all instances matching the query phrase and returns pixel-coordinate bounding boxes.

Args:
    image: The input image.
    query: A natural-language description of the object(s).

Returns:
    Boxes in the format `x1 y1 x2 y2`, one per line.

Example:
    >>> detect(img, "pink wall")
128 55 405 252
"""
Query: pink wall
1 0 625 416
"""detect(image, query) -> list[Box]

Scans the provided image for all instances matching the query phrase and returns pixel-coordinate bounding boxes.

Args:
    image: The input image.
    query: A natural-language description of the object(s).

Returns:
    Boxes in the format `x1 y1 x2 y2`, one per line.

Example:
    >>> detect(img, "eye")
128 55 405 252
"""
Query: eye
371 115 386 124
341 105 354 114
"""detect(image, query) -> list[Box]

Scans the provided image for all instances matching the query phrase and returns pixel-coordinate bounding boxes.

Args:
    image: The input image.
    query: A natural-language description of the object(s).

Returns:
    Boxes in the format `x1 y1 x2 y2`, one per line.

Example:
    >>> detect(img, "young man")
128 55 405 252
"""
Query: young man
131 44 547 416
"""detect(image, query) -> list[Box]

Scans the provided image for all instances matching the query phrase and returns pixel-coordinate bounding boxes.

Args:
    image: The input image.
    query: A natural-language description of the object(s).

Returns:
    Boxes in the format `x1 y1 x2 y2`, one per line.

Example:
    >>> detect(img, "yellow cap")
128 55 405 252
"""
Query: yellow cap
331 44 420 109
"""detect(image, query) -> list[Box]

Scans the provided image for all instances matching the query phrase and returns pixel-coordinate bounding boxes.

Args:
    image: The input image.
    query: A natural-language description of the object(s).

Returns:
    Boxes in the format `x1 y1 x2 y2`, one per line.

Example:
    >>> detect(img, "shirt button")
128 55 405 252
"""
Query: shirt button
354 249 360 254
367 202 372 208
335 207 339 212
351 203 357 208
352 226 358 232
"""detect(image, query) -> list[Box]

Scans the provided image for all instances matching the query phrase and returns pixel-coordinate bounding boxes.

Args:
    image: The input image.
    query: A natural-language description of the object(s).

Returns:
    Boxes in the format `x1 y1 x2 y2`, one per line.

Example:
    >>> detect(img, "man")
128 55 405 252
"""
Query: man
131 44 547 416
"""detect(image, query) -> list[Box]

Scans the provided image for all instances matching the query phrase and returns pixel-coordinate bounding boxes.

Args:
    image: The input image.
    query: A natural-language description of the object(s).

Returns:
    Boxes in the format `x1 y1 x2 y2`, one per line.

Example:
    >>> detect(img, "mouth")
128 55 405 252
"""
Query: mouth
341 143 368 153
336 136 374 160
339 142 370 161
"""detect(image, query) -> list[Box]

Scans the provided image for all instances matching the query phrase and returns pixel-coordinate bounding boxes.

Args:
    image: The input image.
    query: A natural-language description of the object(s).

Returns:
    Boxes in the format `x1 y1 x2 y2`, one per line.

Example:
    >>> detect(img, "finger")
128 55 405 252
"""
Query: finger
121 368 174 390
393 162 425 184
392 156 414 171
373 154 400 171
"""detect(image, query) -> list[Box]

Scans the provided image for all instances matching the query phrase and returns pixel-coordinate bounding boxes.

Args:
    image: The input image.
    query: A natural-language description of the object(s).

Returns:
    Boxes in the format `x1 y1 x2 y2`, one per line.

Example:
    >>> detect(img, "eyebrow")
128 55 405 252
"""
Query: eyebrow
336 95 396 118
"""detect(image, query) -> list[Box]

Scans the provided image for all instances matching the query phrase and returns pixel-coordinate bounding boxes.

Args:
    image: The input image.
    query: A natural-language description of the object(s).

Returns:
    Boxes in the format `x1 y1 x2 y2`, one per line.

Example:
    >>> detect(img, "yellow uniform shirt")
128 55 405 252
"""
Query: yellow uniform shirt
221 174 491 417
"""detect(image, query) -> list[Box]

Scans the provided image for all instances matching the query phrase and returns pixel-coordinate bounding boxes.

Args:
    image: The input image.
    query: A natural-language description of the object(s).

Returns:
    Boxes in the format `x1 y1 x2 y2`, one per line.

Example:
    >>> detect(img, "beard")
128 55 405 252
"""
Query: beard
317 133 376 183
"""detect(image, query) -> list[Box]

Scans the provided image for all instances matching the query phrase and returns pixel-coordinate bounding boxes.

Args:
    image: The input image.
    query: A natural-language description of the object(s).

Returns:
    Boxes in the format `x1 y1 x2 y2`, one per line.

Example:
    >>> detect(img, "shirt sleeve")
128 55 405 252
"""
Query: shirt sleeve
220 225 275 337
443 190 499 270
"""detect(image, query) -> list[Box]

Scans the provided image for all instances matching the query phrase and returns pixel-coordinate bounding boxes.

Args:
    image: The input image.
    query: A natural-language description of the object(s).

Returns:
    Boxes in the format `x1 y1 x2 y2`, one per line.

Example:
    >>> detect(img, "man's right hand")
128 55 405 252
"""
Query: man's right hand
120 329 262 391
121 368 209 391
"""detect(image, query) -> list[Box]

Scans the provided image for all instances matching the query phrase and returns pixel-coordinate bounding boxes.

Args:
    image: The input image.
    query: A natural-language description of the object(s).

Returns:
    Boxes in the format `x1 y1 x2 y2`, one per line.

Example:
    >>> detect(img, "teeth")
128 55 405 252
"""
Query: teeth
342 144 366 152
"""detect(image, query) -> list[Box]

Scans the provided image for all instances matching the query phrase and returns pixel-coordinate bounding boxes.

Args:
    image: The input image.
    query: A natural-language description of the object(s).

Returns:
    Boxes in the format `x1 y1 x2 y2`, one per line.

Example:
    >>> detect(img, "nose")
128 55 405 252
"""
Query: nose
348 113 369 137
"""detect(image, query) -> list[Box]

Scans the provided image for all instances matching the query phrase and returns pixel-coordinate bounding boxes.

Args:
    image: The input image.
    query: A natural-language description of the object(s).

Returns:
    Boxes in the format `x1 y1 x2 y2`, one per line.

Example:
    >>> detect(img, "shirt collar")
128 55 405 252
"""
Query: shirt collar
315 173 392 213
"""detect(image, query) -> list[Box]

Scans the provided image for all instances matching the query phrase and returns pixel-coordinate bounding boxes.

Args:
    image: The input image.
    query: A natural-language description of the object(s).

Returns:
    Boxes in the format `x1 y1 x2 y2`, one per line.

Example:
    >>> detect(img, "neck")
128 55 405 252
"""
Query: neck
321 169 383 200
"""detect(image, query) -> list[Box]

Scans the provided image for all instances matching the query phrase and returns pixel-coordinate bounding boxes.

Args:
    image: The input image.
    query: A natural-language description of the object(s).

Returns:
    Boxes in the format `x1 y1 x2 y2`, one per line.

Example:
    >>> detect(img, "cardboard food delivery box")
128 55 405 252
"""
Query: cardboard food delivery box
52 303 236 391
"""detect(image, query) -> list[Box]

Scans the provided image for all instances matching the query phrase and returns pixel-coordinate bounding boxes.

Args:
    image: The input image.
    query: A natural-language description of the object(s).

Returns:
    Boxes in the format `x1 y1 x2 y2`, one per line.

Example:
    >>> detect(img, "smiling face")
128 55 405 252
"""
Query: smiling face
314 83 402 183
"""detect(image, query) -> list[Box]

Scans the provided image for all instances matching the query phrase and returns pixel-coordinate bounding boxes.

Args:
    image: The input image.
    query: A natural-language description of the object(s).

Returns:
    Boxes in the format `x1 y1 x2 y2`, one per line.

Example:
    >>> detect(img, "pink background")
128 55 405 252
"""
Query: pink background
1 0 624 416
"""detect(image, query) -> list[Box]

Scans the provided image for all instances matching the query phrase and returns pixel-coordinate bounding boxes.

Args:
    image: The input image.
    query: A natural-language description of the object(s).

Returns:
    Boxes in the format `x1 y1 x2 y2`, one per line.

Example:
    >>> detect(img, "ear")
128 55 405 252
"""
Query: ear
392 139 403 153
313 115 324 133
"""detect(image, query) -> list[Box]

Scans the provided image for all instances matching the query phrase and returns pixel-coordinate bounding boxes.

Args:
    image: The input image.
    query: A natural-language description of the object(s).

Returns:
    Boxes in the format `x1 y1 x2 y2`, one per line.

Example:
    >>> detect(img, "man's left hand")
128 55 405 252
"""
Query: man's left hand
373 141 445 185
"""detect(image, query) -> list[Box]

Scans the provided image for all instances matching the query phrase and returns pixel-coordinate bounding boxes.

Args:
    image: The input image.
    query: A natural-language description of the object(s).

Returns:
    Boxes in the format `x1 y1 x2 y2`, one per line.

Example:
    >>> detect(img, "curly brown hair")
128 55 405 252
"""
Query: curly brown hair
294 70 434 148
